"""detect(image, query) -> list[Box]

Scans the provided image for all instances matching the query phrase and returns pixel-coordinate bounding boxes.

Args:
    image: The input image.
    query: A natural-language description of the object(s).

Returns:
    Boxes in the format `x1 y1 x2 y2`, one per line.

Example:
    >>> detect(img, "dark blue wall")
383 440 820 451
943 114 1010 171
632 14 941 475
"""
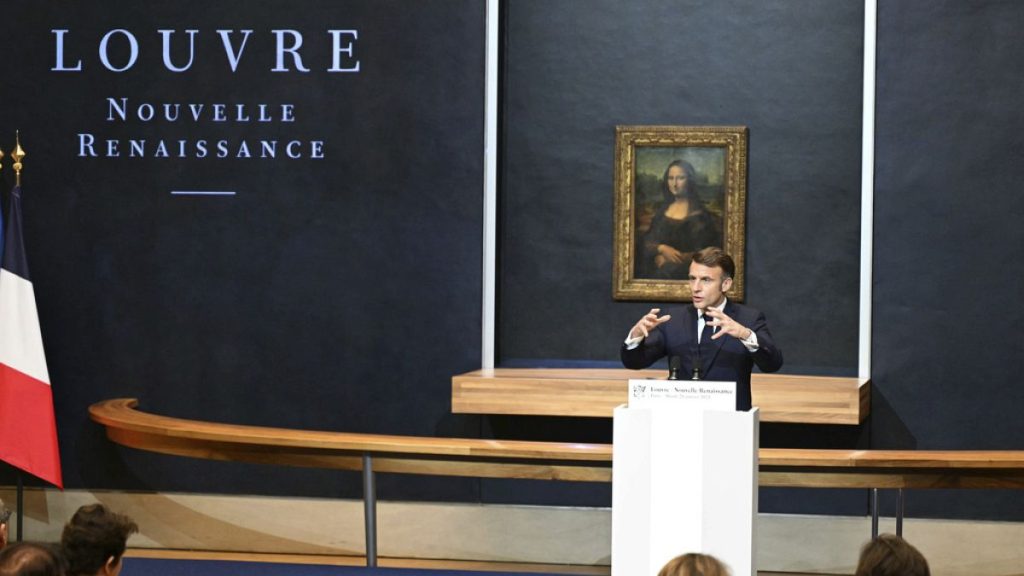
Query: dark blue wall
499 1 864 375
871 0 1024 520
495 0 865 512
495 0 1024 521
0 0 485 500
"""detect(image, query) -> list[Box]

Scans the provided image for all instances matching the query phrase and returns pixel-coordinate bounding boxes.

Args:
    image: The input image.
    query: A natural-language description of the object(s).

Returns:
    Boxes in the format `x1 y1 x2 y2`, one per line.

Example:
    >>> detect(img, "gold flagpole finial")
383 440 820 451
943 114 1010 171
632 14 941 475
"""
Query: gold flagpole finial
12 131 25 186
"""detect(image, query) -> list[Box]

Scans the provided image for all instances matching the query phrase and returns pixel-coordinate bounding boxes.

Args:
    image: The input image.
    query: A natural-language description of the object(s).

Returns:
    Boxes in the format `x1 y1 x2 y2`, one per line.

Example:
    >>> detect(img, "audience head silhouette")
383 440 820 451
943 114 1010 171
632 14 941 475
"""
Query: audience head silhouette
0 542 67 576
0 498 9 550
855 533 930 576
60 505 137 576
658 552 730 576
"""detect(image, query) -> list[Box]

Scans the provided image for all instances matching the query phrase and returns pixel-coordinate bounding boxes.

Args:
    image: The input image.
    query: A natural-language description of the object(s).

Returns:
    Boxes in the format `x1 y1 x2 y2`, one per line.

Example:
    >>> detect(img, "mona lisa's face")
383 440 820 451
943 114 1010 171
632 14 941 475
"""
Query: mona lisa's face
666 165 687 197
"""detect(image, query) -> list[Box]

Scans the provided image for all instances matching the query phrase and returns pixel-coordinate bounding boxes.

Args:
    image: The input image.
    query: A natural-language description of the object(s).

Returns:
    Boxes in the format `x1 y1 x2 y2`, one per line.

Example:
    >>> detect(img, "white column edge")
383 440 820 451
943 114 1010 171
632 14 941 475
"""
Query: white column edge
859 0 877 380
481 0 499 370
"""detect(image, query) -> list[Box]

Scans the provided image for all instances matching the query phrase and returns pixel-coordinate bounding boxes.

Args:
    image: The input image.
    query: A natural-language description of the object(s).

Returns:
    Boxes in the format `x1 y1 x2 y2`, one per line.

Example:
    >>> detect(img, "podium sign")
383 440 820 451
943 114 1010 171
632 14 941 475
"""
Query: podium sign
628 379 735 410
612 380 759 576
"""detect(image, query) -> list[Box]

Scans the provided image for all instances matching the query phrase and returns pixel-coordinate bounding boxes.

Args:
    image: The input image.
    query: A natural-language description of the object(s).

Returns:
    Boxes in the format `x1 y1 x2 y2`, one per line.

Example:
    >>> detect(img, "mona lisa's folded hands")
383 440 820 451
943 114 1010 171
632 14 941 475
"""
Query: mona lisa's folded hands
657 244 686 264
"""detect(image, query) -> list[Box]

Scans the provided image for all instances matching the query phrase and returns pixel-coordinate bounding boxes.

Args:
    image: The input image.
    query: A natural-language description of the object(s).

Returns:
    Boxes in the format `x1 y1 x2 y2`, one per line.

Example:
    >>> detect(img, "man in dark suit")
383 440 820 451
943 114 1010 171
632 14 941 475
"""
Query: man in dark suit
621 247 783 410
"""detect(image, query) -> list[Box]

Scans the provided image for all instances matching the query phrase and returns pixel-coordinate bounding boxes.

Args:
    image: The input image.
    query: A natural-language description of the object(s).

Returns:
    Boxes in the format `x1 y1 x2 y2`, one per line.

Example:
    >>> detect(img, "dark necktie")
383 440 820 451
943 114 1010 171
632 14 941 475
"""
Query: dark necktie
700 313 715 344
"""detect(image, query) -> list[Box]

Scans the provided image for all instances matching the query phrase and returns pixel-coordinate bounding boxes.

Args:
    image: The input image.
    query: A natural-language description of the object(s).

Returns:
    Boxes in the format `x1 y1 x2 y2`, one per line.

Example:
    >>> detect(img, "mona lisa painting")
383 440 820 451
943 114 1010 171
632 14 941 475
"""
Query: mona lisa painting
613 125 748 301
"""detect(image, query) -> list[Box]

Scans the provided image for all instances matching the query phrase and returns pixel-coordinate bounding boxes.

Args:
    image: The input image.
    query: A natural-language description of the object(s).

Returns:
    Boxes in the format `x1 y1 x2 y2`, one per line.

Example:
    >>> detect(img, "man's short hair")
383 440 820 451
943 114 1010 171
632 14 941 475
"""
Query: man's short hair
855 534 930 576
60 505 137 576
692 246 736 279
0 541 67 576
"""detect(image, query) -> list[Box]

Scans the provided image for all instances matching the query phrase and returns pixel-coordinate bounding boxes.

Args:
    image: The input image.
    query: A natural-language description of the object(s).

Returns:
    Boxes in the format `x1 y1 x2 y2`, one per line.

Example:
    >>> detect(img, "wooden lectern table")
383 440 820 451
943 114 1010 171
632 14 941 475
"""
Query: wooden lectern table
452 368 869 424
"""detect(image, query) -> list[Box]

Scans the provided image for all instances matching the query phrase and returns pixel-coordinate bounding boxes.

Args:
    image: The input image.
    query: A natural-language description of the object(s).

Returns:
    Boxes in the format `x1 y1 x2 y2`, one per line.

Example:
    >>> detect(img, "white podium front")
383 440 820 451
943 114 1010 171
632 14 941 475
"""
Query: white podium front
611 380 759 576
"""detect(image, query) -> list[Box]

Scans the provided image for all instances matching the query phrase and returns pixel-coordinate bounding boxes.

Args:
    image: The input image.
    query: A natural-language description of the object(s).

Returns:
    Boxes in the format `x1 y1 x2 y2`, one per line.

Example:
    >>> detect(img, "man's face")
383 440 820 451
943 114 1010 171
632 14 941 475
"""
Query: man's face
689 261 732 309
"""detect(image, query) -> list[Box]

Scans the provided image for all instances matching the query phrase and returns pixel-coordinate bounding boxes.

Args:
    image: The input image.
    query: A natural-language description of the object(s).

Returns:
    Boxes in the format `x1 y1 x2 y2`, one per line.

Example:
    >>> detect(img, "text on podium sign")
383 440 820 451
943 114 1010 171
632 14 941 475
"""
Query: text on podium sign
627 379 736 411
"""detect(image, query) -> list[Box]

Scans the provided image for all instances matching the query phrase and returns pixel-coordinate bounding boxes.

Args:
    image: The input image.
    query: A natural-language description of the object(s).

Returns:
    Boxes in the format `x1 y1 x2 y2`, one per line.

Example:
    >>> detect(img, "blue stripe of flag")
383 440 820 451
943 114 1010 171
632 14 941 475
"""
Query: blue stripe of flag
2 185 31 281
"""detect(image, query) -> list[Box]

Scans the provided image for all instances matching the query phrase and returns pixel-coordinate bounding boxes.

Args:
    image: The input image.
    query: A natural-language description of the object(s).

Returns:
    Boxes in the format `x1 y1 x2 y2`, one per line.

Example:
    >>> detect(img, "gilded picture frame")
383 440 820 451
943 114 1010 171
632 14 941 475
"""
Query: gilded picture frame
613 125 748 301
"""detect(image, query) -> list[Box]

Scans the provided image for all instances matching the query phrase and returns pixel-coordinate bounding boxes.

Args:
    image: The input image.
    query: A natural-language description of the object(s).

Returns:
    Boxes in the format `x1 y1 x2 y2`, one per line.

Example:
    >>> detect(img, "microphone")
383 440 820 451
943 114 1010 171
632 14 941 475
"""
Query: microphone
668 356 682 380
691 354 702 380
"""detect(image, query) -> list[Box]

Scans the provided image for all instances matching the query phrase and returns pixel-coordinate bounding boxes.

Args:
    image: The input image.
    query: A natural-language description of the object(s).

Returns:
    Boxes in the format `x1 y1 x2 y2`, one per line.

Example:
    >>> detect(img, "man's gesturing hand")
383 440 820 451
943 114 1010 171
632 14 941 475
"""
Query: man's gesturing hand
705 308 752 340
629 308 672 340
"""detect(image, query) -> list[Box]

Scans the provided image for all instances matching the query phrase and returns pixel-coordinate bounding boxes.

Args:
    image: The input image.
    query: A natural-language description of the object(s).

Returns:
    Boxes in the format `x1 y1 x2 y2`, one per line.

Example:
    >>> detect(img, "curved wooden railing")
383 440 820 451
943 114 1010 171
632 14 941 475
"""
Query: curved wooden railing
89 398 1024 489
89 398 1024 564
89 398 613 482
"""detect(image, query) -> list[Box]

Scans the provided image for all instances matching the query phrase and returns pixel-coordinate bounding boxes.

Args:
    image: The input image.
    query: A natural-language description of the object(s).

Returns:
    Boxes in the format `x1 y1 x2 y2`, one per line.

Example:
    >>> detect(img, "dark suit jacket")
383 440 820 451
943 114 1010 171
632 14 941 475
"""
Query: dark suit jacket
620 301 783 410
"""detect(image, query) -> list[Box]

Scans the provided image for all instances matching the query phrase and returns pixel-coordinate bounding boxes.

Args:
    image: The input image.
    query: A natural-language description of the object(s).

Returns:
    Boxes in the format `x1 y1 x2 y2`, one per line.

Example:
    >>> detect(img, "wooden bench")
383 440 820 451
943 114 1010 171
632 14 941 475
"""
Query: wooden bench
90 398 1024 566
451 368 870 424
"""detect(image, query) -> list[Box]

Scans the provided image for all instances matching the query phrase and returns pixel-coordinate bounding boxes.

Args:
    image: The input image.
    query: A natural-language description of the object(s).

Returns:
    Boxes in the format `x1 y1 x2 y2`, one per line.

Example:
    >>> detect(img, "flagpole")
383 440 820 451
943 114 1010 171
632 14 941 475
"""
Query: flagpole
15 137 24 542
12 131 24 188
13 134 31 541
6 136 19 542
15 134 24 541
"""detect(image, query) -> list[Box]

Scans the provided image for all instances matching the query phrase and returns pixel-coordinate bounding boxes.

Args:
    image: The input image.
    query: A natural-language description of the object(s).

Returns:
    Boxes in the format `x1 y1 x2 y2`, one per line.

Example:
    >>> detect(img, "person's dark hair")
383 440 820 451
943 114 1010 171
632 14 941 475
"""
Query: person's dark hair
0 498 10 526
60 505 137 576
692 246 735 279
658 552 730 576
0 499 9 551
0 541 67 576
661 159 704 208
855 534 930 576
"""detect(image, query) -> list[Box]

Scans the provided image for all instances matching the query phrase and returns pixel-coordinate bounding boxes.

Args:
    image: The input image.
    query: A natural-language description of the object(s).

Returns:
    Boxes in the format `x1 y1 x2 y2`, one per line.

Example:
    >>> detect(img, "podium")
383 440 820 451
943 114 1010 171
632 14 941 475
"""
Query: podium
611 380 759 576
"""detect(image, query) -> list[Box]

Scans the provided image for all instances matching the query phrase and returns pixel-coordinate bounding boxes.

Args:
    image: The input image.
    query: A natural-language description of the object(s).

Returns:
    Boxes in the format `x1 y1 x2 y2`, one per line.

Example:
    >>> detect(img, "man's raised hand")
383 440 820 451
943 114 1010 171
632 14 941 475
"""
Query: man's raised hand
629 308 672 340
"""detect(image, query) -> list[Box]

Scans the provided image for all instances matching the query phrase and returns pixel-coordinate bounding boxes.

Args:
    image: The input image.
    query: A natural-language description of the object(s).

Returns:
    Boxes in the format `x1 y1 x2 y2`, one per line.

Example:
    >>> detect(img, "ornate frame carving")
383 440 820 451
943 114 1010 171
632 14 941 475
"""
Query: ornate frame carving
613 125 748 301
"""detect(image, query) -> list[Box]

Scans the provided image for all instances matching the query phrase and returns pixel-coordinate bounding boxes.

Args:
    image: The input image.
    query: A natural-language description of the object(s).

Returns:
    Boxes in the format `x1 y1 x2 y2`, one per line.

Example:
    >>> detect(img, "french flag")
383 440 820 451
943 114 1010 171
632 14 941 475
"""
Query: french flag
0 185 62 488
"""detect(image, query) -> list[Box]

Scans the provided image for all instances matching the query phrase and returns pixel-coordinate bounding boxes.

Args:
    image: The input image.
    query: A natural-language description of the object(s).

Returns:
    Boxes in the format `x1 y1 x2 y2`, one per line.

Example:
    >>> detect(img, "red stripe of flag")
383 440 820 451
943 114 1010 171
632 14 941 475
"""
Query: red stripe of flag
0 362 62 487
